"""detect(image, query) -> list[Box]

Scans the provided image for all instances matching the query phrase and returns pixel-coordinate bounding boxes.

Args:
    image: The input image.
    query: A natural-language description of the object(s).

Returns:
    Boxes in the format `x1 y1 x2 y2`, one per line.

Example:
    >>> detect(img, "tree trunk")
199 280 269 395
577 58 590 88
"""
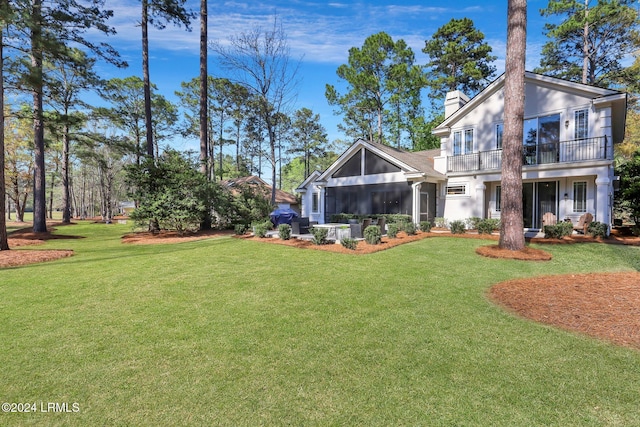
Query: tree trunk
62 122 71 223
582 0 589 84
31 0 47 233
499 0 527 251
142 0 154 158
199 0 208 176
0 31 9 250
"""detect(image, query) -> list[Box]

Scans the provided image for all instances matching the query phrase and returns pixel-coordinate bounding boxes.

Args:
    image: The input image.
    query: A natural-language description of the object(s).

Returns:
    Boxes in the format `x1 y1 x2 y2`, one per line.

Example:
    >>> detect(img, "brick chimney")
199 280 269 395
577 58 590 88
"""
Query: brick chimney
444 90 469 119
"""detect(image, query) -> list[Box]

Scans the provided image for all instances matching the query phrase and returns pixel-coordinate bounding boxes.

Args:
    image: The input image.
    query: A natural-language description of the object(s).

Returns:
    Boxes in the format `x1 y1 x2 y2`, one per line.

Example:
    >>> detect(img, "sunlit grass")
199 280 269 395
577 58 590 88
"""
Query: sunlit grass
1 222 639 426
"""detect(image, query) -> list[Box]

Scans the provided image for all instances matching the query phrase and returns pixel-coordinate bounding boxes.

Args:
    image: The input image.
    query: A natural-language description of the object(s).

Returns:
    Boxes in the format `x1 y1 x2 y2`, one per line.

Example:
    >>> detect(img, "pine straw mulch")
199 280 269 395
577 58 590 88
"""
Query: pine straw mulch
121 229 234 245
1 222 79 268
489 272 640 350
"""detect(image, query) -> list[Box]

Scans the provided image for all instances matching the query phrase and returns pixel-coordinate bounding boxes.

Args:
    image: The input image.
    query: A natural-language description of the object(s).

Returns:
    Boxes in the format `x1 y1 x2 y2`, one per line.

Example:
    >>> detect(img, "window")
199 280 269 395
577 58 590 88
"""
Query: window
446 184 467 196
464 129 473 153
495 185 502 212
452 129 473 155
575 109 589 139
496 124 503 149
311 192 319 213
453 131 462 155
573 181 587 212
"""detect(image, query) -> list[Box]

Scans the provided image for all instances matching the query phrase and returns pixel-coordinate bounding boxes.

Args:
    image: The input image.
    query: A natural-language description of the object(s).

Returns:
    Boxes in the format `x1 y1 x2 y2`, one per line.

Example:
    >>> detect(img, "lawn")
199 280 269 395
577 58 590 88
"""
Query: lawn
1 222 639 426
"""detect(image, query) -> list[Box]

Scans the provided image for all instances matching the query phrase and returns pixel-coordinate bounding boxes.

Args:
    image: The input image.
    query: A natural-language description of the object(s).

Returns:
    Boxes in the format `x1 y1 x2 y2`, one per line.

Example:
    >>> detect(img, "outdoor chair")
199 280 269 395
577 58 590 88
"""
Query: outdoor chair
362 218 372 231
376 217 386 234
350 223 363 239
573 212 593 234
542 212 557 227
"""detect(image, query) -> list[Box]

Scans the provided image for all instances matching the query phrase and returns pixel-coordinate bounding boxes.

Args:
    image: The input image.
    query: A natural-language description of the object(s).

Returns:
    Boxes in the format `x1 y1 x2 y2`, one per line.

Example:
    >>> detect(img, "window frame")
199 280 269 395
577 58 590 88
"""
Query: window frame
445 184 468 197
495 185 502 212
574 109 589 140
572 181 587 213
496 123 503 150
311 192 319 213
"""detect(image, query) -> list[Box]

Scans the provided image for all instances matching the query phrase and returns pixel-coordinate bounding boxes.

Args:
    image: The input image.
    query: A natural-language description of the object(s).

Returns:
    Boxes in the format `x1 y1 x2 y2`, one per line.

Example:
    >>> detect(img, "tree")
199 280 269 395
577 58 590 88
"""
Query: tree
326 32 425 146
288 108 328 179
499 0 528 251
423 18 497 104
198 0 208 176
211 17 299 205
536 0 640 86
616 150 640 226
0 5 10 250
45 48 97 223
4 107 34 223
4 0 125 233
139 0 192 159
126 149 214 234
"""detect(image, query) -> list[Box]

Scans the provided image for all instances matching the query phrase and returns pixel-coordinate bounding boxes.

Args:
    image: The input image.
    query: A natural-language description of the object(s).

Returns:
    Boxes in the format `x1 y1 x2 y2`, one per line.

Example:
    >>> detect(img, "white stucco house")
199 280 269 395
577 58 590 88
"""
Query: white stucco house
297 72 627 231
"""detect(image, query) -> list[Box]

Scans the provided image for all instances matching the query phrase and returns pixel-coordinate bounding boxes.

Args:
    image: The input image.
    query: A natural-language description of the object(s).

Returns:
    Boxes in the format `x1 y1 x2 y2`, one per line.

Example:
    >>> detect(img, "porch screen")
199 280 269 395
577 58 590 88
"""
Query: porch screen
364 149 401 175
332 153 361 178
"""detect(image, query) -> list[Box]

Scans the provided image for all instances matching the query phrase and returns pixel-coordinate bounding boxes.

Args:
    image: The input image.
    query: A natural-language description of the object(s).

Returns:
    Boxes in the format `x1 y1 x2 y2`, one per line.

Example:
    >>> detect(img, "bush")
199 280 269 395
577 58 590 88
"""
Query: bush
253 220 271 238
477 218 500 234
340 237 358 250
387 223 400 238
419 221 432 232
633 226 640 237
449 220 466 234
587 221 608 239
435 217 447 228
466 217 482 230
404 222 417 235
278 224 291 240
234 224 248 235
543 222 573 239
310 227 328 245
364 225 382 245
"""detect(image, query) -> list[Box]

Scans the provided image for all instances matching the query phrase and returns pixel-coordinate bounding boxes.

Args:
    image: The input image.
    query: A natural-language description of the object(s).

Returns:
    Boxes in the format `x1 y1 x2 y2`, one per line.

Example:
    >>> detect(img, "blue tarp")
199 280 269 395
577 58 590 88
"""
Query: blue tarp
270 208 299 226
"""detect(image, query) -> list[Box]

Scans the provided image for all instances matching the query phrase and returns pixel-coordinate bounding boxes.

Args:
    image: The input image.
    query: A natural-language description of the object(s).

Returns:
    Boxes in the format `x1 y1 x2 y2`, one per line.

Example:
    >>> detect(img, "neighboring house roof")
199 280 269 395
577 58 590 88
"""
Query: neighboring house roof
222 175 298 205
433 71 627 144
317 138 446 182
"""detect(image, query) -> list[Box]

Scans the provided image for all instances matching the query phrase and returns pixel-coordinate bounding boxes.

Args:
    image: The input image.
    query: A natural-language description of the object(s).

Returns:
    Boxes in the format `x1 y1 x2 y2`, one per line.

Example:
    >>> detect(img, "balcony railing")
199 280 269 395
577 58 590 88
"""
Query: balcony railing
447 136 610 173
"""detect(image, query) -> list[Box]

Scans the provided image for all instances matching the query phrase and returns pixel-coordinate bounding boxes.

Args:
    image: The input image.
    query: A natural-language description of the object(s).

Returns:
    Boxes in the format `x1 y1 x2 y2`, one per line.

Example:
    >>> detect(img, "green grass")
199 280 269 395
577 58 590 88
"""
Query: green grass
1 222 639 426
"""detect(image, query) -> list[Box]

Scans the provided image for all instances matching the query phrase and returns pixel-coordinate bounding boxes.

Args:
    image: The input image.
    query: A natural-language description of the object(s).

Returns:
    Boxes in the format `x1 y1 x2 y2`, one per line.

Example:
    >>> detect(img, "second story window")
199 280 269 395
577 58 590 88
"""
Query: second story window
453 129 473 155
575 109 589 140
496 123 503 149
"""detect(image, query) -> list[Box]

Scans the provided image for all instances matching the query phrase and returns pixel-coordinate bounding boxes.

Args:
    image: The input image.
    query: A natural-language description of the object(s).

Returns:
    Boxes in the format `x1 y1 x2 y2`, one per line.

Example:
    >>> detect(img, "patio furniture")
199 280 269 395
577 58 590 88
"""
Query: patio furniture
573 212 593 234
291 217 310 235
542 212 557 227
362 218 372 231
350 223 363 239
376 217 386 234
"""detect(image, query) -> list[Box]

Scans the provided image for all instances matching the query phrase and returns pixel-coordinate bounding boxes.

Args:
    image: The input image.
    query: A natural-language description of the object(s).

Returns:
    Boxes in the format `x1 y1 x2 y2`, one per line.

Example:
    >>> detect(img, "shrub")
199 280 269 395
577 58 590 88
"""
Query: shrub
364 225 382 245
477 218 500 234
419 221 432 232
310 227 328 245
543 222 573 239
587 221 608 239
387 223 400 238
633 226 640 237
404 222 417 235
466 217 482 230
449 220 466 234
234 224 248 235
340 237 358 250
253 220 271 238
435 217 447 228
278 224 291 240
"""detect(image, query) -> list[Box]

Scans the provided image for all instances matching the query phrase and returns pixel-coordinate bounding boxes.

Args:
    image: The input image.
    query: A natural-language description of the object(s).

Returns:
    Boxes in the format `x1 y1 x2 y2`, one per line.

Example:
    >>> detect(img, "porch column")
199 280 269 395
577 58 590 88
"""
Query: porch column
411 182 422 225
318 186 325 224
595 177 611 227
475 184 486 218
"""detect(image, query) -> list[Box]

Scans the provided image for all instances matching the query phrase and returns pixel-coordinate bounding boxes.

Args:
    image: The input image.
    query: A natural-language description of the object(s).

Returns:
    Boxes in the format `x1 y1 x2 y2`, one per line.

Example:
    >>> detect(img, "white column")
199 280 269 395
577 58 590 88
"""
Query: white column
595 177 610 227
411 182 422 225
475 184 486 218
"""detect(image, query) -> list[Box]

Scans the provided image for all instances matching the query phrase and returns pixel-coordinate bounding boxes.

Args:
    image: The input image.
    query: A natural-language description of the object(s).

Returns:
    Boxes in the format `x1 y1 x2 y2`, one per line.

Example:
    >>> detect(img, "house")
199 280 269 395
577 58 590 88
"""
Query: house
297 72 627 231
222 175 300 212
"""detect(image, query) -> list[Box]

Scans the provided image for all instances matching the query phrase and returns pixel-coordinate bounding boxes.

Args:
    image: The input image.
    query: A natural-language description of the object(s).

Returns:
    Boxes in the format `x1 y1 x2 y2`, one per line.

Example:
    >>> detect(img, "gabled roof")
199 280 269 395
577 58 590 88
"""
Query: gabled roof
221 175 298 205
317 138 445 181
295 170 321 192
433 71 627 141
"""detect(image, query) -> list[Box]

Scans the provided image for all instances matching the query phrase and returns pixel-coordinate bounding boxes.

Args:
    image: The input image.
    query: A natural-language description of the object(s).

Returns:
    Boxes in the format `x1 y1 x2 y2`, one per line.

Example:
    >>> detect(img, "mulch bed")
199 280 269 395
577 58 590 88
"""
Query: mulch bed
121 229 234 244
489 272 640 350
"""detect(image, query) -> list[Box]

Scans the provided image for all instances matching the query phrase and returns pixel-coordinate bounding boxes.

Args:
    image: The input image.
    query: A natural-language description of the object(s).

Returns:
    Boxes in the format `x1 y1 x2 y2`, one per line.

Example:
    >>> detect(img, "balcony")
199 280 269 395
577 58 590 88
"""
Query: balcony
447 136 610 173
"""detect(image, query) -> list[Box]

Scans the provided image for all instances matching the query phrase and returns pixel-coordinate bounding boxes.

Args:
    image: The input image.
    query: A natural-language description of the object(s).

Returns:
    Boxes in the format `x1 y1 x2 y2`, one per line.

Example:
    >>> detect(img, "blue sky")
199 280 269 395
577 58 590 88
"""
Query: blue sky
90 0 552 156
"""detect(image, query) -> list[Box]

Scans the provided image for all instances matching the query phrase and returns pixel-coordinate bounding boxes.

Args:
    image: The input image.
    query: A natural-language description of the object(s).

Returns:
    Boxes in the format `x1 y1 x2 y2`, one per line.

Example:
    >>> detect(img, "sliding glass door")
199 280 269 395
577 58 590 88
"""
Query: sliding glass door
522 181 558 228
